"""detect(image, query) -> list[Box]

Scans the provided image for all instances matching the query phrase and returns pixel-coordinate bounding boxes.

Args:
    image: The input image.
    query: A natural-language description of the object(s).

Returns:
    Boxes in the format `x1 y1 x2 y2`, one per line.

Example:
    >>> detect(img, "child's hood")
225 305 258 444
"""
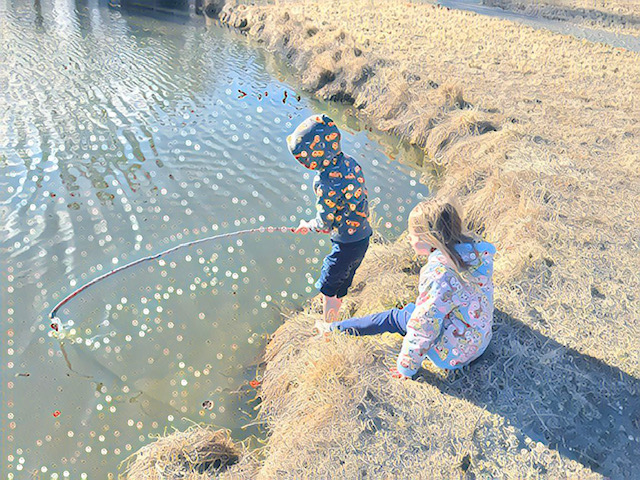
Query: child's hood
287 114 342 171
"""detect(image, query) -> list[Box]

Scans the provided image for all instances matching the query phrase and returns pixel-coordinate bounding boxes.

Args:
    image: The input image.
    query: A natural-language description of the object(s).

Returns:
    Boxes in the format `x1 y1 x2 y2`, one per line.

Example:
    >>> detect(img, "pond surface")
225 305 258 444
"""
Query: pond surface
0 2 428 477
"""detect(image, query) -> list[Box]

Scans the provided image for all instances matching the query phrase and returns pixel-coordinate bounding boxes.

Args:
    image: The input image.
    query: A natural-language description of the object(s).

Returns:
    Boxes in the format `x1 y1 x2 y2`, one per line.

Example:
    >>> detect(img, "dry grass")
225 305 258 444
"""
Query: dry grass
484 0 640 34
220 238 639 478
218 0 640 376
165 1 640 478
121 424 245 479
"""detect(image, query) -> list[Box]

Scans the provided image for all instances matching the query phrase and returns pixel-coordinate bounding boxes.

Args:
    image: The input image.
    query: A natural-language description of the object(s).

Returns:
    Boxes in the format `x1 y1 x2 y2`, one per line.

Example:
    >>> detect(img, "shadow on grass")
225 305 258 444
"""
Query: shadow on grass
417 309 640 478
536 4 640 27
484 0 640 28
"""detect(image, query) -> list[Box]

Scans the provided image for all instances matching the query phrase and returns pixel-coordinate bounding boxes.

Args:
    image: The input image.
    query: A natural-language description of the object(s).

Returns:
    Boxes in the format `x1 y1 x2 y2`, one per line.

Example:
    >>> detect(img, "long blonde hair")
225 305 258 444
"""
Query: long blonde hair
408 198 473 273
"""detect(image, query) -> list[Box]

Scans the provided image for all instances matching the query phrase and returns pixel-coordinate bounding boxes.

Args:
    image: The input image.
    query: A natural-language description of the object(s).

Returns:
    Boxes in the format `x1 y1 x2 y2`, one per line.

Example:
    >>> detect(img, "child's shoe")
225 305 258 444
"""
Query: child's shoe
312 320 333 340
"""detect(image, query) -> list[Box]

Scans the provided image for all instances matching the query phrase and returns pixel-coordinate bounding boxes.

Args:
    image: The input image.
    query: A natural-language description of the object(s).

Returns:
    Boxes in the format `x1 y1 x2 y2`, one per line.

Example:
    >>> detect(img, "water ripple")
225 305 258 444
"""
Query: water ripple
1 2 429 478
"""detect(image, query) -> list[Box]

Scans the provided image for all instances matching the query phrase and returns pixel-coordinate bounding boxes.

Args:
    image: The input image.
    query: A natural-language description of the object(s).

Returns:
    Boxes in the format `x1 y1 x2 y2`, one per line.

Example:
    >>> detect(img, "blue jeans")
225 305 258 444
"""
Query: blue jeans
331 303 416 336
316 236 370 299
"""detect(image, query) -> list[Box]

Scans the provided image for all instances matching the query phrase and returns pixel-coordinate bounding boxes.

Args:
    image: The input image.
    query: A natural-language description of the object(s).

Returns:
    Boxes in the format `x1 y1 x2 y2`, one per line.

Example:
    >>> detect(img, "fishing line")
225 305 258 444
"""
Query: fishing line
48 225 324 377
49 225 323 323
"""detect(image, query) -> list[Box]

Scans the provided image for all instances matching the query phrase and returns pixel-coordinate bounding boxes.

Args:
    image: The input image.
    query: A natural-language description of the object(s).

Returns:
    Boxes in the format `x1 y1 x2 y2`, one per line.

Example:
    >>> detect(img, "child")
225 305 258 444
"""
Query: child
287 114 373 324
326 198 495 379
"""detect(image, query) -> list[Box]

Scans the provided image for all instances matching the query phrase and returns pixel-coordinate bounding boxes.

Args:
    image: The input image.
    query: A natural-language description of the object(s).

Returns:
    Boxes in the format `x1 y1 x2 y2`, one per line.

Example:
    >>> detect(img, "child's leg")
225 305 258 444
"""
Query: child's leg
323 294 342 323
331 306 413 336
315 237 369 323
334 239 369 301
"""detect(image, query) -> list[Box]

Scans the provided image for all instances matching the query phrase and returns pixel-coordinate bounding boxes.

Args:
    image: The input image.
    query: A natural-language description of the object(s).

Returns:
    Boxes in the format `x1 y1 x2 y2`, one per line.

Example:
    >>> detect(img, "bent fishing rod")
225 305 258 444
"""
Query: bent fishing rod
49 225 325 322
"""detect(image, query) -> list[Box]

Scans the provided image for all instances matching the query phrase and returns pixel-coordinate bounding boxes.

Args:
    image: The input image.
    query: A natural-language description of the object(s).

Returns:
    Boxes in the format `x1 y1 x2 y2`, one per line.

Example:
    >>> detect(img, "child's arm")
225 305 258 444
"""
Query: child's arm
297 182 338 233
396 270 455 378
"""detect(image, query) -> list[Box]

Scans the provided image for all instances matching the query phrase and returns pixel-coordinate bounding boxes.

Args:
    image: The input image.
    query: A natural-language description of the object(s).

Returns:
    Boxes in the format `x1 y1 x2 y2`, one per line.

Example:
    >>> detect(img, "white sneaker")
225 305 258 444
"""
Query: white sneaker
312 320 333 339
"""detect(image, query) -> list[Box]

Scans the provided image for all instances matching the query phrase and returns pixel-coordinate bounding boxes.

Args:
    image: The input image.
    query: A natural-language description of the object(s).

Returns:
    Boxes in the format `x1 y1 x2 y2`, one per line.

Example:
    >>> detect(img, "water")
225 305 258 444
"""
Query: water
0 1 429 477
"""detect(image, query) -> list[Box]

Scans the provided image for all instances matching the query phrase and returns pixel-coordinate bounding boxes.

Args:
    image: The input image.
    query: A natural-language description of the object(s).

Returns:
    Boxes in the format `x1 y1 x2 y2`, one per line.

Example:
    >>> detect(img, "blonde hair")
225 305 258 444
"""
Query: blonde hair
408 198 473 273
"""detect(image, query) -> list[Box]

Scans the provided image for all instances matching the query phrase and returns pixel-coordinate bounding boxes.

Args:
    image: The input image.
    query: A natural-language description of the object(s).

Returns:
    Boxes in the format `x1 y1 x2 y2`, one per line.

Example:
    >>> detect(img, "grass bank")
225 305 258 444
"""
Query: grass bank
124 0 640 478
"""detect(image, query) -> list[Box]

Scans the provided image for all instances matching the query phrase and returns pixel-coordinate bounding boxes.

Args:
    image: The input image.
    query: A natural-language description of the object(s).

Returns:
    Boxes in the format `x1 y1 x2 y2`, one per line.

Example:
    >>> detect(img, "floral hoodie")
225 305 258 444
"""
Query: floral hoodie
397 241 496 376
287 114 372 243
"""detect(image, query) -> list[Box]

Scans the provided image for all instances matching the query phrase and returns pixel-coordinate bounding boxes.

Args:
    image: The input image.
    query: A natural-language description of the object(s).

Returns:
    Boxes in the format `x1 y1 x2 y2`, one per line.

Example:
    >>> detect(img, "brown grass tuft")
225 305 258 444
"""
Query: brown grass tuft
121 425 242 479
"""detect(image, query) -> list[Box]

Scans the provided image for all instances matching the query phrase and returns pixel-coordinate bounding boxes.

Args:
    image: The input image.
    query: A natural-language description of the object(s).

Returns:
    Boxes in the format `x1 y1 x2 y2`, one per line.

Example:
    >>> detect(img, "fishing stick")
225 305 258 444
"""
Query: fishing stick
49 225 324 322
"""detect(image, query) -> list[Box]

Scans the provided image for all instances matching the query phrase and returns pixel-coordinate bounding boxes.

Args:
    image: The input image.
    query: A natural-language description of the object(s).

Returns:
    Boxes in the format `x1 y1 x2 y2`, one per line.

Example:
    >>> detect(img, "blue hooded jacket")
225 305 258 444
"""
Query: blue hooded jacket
287 114 373 243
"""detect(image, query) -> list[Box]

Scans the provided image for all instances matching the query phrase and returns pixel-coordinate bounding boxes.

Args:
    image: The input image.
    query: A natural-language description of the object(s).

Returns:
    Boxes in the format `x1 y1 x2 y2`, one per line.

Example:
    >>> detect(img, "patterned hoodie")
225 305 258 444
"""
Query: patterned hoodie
396 240 496 376
287 114 373 243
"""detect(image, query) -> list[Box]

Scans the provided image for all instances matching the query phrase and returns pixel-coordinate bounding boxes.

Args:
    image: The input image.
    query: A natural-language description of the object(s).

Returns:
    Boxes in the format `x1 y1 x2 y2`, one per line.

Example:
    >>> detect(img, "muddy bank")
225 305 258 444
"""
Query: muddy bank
126 0 640 478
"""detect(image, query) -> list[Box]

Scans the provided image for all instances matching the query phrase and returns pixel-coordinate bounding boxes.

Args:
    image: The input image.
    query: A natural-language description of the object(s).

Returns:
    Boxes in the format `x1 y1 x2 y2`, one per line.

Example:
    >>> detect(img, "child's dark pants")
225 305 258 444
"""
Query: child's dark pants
315 236 370 299
331 303 416 336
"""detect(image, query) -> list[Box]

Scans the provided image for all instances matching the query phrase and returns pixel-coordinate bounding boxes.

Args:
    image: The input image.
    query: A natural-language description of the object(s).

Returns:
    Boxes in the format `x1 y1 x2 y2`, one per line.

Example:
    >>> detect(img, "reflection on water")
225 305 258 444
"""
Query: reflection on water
0 0 428 477
113 0 193 16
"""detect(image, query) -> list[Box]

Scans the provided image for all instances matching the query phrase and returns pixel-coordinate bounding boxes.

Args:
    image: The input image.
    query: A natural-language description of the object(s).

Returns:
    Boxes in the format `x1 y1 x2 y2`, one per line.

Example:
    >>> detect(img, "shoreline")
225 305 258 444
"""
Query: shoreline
125 1 640 477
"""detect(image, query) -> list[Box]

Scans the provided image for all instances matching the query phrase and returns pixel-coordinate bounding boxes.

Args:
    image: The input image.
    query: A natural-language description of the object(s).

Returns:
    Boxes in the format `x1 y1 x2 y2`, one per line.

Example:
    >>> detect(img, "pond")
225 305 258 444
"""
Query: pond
0 1 428 477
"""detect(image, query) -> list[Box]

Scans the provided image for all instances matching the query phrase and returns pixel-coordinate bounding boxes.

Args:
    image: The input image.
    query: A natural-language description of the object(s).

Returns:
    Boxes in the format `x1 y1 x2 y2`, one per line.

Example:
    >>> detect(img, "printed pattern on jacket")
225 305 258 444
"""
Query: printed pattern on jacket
396 241 496 376
287 114 372 243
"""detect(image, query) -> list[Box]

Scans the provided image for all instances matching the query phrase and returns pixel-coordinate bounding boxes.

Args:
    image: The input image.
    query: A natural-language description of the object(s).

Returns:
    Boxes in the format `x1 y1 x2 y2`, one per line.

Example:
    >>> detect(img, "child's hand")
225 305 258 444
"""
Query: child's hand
293 220 313 234
389 367 411 380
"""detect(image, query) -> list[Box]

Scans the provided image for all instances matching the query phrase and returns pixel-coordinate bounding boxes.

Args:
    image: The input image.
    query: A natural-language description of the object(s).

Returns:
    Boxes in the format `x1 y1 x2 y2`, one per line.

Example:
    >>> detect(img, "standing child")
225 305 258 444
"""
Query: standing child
325 198 495 379
287 114 373 324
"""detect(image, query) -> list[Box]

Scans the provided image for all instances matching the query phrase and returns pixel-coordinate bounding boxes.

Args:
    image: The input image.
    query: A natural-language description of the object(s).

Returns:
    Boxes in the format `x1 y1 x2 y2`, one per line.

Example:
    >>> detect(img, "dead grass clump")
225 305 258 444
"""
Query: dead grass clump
300 49 337 90
424 108 497 160
219 3 381 105
297 33 373 102
438 81 467 110
121 425 241 479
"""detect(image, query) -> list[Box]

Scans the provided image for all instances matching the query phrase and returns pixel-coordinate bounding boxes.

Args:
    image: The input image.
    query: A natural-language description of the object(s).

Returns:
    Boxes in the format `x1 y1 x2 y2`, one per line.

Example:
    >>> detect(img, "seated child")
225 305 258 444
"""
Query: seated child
287 114 373 323
325 198 495 379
